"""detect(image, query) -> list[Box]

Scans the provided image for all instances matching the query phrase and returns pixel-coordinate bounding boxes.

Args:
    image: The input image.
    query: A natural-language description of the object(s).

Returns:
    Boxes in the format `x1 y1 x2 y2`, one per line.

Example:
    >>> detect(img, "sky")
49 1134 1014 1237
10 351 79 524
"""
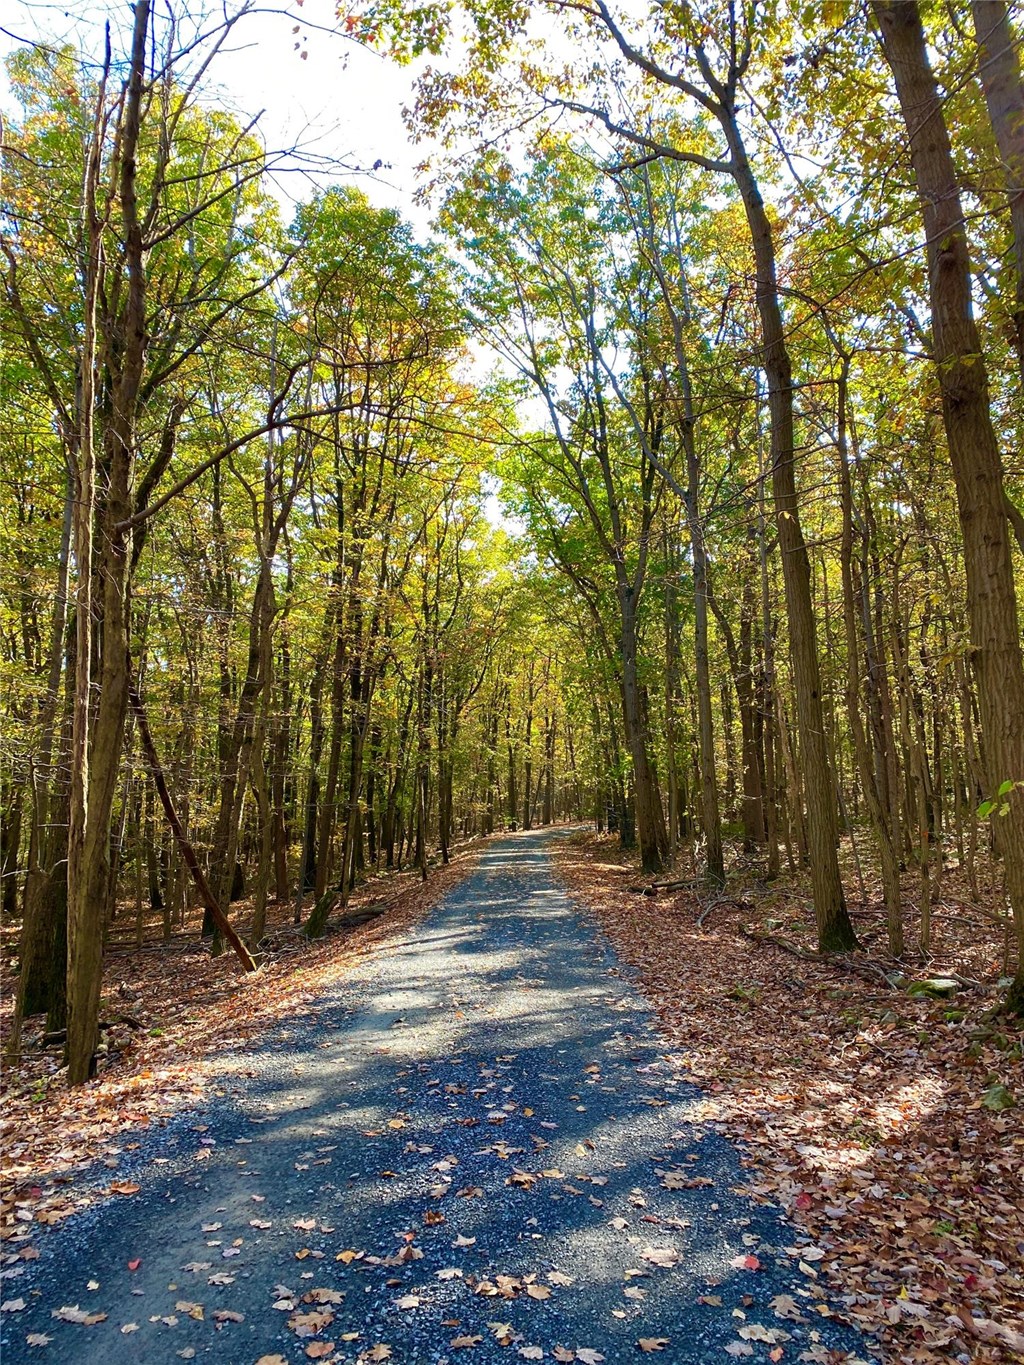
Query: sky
0 0 439 230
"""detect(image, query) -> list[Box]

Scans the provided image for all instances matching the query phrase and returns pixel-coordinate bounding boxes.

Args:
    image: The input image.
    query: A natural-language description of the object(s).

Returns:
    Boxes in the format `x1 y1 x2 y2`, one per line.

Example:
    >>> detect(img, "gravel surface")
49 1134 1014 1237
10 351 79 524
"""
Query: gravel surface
1 830 876 1364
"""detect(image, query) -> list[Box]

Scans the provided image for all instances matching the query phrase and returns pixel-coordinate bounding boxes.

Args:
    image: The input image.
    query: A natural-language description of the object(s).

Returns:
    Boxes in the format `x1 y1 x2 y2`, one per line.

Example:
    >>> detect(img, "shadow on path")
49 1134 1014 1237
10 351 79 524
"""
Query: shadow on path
0 832 877 1365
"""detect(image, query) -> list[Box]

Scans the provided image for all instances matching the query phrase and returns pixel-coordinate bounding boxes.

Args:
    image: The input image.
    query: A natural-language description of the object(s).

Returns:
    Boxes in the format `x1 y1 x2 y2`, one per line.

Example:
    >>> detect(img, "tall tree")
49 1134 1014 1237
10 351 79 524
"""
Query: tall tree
872 0 1024 1011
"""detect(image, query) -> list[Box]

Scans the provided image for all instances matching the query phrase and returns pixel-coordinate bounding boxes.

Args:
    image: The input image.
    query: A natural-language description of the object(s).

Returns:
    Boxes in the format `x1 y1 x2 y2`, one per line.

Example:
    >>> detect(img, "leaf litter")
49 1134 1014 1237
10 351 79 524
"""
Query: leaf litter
555 832 1024 1365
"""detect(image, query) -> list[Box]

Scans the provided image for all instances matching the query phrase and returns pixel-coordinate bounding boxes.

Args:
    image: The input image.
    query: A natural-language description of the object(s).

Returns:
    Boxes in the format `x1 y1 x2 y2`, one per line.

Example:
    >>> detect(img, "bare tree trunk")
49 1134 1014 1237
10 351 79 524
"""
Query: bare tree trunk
970 0 1024 384
9 475 74 1051
66 18 122 1084
874 0 1024 1010
836 354 904 954
620 593 667 873
722 115 857 950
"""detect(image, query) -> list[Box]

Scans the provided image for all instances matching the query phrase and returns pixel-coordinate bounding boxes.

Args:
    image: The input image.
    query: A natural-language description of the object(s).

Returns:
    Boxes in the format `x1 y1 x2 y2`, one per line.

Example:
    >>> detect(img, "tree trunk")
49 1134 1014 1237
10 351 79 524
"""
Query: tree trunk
836 354 904 955
722 108 857 950
970 0 1024 384
873 0 1024 1009
619 593 667 874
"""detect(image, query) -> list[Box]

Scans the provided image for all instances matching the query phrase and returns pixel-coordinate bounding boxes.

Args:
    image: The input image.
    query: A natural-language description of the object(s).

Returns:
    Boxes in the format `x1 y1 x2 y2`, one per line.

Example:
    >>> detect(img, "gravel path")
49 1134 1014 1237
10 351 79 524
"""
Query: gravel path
1 831 875 1365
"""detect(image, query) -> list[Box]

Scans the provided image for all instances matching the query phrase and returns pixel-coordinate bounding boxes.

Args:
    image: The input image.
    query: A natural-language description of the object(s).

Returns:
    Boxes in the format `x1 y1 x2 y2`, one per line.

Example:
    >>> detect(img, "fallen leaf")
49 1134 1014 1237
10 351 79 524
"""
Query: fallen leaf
769 1294 803 1321
637 1342 669 1353
730 1254 761 1272
305 1289 344 1305
738 1324 789 1344
51 1306 108 1326
289 1309 335 1336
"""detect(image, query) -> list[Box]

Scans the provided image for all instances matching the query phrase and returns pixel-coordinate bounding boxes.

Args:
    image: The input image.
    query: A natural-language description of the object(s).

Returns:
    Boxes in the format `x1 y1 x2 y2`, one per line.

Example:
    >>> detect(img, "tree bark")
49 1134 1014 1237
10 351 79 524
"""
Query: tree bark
722 114 857 949
873 0 1024 1010
970 0 1024 385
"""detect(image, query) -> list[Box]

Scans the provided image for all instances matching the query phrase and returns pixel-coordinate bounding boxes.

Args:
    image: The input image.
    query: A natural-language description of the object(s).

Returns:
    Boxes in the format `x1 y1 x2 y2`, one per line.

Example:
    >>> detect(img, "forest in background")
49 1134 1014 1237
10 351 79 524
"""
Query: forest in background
2 0 1024 1092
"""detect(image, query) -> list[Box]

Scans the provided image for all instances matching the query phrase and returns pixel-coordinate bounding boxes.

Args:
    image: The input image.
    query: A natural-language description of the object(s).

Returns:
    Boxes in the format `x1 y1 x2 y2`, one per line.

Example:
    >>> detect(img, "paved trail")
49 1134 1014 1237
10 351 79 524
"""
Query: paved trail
2 832 874 1364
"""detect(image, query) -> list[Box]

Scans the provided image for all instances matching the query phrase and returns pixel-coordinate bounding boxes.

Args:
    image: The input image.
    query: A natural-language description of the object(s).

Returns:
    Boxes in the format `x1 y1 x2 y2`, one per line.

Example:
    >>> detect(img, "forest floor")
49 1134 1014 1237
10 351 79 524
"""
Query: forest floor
0 830 1020 1365
552 833 1023 1365
1 829 875 1365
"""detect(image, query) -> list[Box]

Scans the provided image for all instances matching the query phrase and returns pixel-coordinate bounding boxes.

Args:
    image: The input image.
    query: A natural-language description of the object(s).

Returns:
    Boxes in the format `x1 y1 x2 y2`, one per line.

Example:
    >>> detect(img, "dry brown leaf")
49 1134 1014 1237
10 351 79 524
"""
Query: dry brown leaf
288 1309 335 1336
304 1289 344 1306
51 1307 108 1326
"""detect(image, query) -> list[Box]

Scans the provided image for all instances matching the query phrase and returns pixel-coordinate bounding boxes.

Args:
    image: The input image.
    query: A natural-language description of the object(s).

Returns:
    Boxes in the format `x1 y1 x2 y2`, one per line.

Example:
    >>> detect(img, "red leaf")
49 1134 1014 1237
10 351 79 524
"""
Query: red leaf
731 1254 761 1271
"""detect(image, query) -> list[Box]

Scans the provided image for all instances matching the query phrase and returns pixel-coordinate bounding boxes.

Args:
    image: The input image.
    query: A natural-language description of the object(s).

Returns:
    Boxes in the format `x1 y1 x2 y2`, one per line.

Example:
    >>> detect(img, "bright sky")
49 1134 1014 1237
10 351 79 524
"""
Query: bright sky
1 0 438 230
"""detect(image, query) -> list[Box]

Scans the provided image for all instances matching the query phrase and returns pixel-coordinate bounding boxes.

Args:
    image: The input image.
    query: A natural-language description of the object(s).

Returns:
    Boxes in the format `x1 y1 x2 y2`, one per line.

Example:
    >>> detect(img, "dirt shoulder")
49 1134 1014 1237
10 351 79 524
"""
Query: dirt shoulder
552 832 1023 1365
1 844 482 1237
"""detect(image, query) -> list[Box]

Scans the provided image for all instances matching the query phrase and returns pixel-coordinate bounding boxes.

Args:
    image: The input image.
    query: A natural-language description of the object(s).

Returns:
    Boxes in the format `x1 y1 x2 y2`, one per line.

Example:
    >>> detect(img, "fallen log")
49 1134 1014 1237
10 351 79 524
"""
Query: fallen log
40 1014 143 1047
628 878 694 896
739 926 901 989
128 664 258 974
